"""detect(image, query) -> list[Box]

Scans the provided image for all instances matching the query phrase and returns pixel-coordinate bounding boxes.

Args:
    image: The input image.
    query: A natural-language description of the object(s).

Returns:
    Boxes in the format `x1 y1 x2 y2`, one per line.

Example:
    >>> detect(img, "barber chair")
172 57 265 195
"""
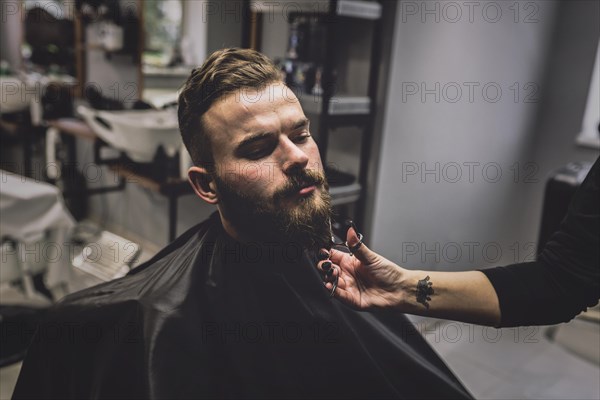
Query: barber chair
0 252 48 369
0 170 75 367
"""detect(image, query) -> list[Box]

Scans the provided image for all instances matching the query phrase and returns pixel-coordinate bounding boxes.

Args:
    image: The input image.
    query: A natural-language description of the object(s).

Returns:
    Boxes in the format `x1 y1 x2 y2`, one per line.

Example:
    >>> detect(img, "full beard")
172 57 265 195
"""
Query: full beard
214 169 333 250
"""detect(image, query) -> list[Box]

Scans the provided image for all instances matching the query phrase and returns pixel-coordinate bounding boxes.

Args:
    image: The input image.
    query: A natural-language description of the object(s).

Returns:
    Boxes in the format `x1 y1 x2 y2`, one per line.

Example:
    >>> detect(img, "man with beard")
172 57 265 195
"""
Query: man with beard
13 49 471 399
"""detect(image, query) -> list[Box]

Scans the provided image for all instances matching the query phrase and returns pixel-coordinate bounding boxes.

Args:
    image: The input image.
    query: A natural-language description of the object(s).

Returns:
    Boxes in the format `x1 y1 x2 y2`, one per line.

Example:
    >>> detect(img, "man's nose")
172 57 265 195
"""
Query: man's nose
280 139 309 174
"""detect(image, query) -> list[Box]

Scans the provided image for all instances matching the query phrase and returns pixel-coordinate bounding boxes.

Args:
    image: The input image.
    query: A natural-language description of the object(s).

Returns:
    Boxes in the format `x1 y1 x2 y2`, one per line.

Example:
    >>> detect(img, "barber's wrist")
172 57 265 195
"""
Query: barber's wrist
393 268 419 311
395 269 429 313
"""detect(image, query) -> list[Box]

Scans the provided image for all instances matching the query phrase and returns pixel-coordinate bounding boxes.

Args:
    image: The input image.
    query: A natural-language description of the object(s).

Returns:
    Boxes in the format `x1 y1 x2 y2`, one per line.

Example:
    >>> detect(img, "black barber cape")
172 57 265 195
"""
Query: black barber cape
14 213 471 399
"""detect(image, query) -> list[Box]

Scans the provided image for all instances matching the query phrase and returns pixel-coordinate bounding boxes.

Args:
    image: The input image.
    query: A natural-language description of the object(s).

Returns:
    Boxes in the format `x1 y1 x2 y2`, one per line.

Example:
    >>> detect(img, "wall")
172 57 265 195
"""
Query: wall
369 0 598 270
527 0 600 197
0 0 23 70
85 28 139 104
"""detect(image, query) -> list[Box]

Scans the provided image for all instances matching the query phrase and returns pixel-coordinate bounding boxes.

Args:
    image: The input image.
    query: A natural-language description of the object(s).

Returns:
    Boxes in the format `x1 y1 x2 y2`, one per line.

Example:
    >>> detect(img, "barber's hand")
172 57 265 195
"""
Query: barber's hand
317 227 407 310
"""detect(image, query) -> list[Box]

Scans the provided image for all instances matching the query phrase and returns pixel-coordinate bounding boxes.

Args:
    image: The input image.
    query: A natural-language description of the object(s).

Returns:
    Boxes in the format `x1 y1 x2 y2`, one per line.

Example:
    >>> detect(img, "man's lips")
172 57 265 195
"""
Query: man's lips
298 185 317 195
276 174 324 200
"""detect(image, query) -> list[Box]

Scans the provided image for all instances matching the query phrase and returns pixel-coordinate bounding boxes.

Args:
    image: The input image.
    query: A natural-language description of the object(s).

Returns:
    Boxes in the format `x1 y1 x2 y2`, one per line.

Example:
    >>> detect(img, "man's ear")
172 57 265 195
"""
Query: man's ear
188 166 219 204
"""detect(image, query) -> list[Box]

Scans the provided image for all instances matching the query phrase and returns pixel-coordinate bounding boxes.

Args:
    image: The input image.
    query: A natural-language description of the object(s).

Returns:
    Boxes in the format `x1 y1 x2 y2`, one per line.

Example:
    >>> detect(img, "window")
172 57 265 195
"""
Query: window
577 40 600 149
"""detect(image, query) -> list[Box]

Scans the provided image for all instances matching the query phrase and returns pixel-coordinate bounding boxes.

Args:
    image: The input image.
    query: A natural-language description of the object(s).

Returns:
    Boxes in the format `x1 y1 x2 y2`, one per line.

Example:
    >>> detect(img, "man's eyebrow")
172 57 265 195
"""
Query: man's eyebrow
235 132 276 152
291 118 310 131
235 118 310 151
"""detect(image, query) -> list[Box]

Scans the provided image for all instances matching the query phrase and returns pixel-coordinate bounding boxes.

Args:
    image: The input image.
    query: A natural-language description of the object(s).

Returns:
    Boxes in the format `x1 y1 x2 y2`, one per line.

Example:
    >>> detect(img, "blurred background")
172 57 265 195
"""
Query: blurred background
1 0 598 398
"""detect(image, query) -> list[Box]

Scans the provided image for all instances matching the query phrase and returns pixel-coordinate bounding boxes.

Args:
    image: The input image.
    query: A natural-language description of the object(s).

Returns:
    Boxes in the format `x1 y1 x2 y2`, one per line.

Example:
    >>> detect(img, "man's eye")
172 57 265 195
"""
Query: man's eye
245 149 269 160
244 143 277 160
239 139 278 160
293 134 311 144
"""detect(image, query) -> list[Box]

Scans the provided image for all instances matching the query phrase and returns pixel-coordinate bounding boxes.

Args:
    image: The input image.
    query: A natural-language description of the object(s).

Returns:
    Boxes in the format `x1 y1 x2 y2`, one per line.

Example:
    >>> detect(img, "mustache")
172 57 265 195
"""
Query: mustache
273 169 327 201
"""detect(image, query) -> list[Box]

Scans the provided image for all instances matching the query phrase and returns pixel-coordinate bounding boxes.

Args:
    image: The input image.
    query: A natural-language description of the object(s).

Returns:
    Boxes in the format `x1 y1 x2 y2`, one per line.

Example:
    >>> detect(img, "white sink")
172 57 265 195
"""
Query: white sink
77 105 182 163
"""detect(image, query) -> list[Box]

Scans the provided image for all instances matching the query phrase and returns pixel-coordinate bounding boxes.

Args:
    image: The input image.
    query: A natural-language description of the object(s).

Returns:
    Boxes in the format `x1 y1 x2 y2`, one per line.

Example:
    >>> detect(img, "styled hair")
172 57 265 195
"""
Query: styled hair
178 48 282 166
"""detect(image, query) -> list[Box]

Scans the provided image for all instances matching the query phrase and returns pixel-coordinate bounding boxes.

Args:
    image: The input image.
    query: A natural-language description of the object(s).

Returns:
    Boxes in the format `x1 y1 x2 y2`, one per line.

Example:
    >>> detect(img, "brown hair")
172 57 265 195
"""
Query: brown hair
178 48 282 166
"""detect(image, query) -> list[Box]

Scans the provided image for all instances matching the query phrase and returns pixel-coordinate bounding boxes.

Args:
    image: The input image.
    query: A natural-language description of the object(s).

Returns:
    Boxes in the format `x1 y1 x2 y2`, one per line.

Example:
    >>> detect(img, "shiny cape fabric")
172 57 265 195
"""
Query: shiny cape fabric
13 213 472 399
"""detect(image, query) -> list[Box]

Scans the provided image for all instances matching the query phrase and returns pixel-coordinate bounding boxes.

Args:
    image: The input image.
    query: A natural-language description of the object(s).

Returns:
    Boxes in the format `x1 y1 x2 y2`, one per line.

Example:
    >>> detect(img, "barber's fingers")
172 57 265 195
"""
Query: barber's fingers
316 251 349 276
346 227 379 266
325 275 354 304
319 262 339 282
317 248 348 266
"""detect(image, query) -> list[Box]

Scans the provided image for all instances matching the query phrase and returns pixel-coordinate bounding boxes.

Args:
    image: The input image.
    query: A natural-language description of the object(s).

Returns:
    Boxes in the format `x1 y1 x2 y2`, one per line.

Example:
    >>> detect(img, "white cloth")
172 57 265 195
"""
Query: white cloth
0 170 75 290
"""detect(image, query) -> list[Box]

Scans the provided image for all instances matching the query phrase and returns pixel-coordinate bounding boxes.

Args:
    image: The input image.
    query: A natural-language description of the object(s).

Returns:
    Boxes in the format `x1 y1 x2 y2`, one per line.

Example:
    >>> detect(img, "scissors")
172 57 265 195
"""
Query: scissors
326 219 364 297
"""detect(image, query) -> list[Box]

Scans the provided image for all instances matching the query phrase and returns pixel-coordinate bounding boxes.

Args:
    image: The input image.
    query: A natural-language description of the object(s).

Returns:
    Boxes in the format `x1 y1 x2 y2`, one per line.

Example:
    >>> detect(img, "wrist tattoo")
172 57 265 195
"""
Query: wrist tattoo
416 275 434 309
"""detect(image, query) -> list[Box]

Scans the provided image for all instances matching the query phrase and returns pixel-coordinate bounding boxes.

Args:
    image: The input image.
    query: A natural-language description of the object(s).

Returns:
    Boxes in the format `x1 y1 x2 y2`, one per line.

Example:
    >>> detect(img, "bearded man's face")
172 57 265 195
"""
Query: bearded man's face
198 82 332 248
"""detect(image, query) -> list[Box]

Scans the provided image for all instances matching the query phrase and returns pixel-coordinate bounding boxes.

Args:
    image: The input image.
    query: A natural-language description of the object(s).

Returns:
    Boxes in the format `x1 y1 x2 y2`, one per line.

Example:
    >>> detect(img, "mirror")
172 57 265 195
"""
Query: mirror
141 0 204 108
143 0 183 68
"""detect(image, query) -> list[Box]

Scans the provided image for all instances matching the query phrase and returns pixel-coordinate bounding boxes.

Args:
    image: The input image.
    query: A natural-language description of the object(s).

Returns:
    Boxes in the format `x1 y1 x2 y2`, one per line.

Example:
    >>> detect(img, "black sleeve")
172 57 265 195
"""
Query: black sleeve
480 156 600 327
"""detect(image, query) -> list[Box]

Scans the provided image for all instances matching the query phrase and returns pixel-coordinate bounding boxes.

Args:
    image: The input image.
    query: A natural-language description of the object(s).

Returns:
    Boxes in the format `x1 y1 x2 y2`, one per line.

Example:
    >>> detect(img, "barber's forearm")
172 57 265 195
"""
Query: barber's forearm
397 269 501 326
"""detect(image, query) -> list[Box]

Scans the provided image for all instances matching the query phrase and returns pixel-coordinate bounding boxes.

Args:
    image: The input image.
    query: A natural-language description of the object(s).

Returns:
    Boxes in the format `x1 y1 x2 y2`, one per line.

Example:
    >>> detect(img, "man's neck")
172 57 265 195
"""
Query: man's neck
219 213 246 243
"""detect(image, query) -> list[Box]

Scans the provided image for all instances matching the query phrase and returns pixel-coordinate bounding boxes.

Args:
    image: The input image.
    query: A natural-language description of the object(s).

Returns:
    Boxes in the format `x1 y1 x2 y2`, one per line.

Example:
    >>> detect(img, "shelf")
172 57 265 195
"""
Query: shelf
142 65 193 77
299 95 371 115
329 182 361 206
250 0 381 20
336 0 382 20
142 88 179 109
250 0 327 14
243 0 385 226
